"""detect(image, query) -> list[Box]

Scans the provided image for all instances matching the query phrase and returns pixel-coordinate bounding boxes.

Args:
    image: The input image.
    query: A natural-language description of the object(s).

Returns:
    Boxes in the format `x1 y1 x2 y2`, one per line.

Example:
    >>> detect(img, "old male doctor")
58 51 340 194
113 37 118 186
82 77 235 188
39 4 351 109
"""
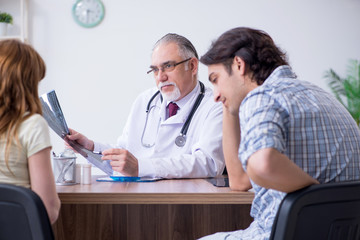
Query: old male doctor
68 33 225 178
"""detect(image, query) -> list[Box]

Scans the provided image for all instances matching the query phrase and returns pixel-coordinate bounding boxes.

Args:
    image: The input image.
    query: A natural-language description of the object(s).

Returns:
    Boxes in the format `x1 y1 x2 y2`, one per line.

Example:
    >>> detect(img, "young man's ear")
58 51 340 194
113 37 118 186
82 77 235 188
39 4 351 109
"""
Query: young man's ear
233 56 246 75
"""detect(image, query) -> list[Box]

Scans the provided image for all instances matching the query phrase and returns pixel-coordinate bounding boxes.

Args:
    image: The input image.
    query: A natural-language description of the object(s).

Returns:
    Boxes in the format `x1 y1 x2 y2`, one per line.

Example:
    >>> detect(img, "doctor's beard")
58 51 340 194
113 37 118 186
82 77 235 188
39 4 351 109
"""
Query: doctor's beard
158 82 181 102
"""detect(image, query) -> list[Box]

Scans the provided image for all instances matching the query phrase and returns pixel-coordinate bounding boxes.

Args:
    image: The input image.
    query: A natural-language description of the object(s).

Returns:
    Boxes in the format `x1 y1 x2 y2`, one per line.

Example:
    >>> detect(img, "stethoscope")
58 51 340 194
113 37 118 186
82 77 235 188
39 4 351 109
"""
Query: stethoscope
141 81 205 148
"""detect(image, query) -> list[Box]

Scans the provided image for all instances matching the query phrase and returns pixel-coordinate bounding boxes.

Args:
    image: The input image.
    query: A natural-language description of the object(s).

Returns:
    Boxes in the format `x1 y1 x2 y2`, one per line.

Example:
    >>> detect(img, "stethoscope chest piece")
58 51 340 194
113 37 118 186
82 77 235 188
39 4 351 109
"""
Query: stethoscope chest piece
175 135 186 147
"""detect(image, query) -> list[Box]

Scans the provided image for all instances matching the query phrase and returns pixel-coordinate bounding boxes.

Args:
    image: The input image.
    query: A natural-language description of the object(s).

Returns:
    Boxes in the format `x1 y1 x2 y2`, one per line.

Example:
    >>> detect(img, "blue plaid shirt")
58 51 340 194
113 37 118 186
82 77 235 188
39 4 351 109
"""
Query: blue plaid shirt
200 66 360 240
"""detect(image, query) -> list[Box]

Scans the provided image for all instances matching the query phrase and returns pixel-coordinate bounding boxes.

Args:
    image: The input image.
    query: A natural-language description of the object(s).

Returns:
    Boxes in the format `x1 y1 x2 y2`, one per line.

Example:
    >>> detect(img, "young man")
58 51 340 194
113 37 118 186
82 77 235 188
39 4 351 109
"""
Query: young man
199 27 360 239
68 33 225 179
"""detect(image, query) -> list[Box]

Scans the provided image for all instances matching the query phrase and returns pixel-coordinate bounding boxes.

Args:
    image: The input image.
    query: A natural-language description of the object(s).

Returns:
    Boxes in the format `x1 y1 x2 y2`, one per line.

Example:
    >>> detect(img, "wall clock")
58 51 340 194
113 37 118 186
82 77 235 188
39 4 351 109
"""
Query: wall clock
72 0 105 28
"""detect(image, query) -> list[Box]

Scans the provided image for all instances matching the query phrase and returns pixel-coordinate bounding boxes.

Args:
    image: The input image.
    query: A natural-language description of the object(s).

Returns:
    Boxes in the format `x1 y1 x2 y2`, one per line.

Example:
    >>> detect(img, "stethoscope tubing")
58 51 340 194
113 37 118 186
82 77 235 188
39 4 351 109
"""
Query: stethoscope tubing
143 81 205 147
181 86 204 135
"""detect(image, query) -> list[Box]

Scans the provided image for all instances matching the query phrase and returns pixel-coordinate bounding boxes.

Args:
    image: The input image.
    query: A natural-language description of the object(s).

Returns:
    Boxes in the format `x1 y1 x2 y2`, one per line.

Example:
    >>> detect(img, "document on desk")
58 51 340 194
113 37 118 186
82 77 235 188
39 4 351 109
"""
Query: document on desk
40 90 113 175
96 176 162 182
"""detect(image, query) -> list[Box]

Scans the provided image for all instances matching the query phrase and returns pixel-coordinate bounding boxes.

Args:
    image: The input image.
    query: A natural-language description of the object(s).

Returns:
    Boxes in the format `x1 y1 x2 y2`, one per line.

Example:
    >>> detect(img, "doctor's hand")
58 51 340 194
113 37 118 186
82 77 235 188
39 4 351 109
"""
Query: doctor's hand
101 148 139 176
65 128 95 151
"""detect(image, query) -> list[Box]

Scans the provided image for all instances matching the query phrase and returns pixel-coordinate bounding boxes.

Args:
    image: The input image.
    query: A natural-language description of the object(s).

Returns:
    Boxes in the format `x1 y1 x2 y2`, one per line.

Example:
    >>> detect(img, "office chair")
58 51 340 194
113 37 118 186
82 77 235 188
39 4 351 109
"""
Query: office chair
0 183 54 240
270 181 360 240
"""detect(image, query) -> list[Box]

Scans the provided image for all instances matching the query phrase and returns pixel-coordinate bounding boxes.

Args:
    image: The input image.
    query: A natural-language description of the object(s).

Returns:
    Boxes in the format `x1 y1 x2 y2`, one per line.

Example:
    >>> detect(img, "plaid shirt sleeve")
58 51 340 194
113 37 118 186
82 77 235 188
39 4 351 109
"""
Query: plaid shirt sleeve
239 92 289 170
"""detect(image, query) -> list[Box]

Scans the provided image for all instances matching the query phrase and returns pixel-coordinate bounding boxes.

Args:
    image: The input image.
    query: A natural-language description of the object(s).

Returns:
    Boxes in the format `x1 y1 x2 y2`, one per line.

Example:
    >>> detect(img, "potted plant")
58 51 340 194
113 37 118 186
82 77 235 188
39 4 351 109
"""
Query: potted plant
0 12 13 36
324 59 360 127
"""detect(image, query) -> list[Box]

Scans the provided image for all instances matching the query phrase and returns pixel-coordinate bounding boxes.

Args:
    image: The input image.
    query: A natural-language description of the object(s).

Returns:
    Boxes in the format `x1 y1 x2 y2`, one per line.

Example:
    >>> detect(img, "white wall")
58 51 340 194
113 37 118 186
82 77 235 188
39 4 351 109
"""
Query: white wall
2 0 360 170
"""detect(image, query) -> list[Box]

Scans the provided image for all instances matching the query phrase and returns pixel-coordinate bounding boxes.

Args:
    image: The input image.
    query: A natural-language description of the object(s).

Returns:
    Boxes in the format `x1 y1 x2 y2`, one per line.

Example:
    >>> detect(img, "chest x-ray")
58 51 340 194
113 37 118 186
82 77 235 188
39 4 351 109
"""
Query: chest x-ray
40 90 113 175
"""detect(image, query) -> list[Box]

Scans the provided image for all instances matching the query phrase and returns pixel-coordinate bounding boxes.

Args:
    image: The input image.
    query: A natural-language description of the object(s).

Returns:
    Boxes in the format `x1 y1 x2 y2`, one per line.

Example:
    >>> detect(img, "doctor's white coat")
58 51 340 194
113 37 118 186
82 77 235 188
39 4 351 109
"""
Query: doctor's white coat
94 82 225 178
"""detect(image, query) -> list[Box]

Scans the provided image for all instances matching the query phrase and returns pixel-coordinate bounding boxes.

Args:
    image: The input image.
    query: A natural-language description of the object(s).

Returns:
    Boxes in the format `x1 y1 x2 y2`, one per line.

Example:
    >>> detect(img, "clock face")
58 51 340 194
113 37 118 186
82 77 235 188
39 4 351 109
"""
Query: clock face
72 0 105 28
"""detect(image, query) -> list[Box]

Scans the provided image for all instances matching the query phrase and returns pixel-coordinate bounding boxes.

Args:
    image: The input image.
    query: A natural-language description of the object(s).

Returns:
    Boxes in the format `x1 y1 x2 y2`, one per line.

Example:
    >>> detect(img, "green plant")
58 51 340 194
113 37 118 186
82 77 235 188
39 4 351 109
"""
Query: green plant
324 59 360 127
0 12 13 24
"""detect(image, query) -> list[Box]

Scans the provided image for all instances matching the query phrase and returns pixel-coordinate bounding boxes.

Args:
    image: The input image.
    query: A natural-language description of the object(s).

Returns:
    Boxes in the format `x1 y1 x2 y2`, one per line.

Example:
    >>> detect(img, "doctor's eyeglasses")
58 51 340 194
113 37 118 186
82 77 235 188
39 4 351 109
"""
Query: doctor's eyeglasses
147 58 191 76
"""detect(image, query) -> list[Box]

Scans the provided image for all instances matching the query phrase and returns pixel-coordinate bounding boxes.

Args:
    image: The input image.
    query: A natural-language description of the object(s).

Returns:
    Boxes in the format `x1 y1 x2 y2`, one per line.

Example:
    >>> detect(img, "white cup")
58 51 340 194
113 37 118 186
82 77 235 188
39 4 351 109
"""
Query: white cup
82 163 92 185
76 164 82 184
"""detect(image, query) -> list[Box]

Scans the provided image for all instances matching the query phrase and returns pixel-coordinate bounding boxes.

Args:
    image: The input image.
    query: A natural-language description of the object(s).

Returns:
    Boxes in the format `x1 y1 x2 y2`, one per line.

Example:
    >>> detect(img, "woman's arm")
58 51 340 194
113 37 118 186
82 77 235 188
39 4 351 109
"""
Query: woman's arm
222 107 251 191
28 147 61 224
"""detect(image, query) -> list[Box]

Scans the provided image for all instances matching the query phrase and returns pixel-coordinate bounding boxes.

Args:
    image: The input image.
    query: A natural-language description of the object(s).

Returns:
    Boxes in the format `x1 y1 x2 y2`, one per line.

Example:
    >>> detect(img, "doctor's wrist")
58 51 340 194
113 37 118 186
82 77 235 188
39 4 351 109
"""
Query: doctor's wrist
87 140 95 151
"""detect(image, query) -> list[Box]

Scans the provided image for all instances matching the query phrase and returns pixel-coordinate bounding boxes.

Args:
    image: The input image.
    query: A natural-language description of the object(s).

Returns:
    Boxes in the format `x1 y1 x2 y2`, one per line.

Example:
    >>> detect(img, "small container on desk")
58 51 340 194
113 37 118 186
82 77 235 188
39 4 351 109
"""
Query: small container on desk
81 163 92 185
53 149 77 185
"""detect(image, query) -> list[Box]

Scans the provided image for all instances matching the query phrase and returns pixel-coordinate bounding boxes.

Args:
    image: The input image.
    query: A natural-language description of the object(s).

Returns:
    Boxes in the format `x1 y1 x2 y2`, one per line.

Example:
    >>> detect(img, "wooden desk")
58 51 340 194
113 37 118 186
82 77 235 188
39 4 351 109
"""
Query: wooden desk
53 176 254 240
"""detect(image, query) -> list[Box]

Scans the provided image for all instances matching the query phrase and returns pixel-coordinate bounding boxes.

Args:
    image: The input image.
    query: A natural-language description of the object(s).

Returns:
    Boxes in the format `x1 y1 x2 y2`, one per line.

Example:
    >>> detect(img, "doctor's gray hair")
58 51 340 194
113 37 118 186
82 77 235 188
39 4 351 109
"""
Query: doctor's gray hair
153 33 199 61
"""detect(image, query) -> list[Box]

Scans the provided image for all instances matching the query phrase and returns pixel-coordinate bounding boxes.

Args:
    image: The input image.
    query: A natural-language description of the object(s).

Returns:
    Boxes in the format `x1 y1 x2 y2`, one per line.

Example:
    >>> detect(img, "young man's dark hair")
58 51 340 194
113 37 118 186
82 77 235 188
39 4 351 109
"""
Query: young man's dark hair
200 27 289 85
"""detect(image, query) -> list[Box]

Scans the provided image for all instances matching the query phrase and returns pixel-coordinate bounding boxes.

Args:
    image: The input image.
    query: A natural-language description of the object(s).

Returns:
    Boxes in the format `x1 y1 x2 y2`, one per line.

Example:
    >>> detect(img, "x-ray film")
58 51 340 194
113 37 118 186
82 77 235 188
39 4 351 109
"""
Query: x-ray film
40 90 113 175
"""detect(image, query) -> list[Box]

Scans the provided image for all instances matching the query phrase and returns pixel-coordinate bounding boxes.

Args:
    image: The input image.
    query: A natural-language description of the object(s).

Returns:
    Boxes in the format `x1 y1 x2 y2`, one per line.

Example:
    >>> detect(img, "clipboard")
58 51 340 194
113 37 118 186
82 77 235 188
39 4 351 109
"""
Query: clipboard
96 176 161 182
40 90 113 175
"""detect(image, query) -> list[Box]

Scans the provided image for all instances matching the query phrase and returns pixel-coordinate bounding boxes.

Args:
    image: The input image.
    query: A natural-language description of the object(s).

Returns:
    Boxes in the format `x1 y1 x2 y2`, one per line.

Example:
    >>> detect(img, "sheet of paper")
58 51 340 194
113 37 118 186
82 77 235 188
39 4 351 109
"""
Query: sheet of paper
96 176 161 182
40 90 113 175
